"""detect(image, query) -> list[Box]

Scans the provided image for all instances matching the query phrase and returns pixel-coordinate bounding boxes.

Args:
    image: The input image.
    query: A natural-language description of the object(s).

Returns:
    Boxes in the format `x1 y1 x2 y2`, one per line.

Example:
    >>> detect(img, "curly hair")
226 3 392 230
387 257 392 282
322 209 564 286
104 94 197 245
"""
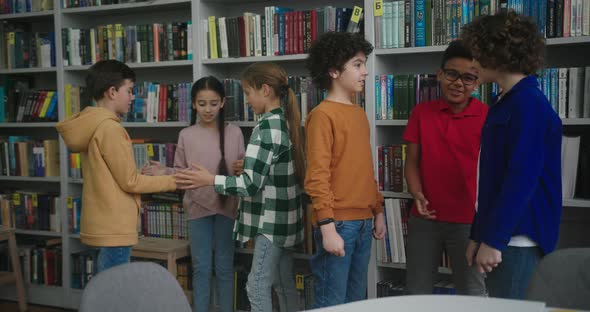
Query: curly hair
306 32 374 90
460 11 545 75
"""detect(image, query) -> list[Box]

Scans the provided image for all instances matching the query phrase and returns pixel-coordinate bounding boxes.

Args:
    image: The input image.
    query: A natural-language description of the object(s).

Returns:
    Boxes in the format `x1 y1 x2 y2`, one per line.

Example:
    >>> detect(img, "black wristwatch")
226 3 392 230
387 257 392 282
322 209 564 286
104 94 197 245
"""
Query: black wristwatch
317 218 335 226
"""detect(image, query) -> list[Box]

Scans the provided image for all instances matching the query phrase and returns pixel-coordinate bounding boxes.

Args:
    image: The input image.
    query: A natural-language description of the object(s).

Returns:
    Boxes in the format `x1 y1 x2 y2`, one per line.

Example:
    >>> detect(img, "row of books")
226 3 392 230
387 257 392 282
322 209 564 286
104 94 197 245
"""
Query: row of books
378 198 410 264
221 77 331 123
1 0 53 14
126 82 192 123
562 135 590 200
1 76 58 123
65 82 194 123
0 192 61 232
0 89 58 123
62 0 146 8
0 237 62 287
202 5 362 59
375 74 498 120
2 23 55 69
67 196 81 234
62 22 192 66
131 142 176 170
71 249 97 289
0 138 60 177
540 67 590 119
377 278 456 297
140 198 189 240
378 144 409 193
374 0 590 49
68 152 82 179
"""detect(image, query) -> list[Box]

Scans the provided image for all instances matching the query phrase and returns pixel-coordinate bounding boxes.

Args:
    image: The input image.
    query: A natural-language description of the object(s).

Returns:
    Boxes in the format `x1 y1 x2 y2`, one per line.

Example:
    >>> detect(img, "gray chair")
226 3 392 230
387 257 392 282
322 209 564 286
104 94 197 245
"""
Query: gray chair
526 248 590 310
79 261 191 312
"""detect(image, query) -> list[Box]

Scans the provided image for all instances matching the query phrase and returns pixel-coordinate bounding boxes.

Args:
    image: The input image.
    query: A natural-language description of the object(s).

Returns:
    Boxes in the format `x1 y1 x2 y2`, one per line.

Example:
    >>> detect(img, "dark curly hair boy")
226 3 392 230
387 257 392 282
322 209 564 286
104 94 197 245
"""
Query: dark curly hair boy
306 32 373 90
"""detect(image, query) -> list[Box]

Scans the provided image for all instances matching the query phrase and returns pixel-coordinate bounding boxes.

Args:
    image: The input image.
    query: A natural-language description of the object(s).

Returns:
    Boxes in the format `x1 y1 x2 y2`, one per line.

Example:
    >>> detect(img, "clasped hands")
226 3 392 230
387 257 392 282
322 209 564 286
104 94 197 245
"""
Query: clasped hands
174 160 244 190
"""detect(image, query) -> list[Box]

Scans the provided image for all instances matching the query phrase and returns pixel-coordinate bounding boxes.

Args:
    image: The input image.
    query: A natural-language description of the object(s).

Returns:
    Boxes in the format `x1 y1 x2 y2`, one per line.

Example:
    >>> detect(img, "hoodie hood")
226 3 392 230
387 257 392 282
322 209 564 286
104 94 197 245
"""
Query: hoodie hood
56 107 120 152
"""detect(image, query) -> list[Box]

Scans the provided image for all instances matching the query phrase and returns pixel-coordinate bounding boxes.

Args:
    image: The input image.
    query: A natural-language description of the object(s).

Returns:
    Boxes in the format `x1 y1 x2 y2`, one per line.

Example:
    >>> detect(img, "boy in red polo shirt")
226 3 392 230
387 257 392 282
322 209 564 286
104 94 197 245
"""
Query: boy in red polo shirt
403 40 487 295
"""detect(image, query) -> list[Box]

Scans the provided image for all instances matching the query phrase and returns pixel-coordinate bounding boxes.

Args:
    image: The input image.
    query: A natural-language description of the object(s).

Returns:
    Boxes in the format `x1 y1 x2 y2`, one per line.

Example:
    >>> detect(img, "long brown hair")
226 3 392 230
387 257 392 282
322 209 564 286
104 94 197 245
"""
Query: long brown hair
190 76 229 177
241 62 305 185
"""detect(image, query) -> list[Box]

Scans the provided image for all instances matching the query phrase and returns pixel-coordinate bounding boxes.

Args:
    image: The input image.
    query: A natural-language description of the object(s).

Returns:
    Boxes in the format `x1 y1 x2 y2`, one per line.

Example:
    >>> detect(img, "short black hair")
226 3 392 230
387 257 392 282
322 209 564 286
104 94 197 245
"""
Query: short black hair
440 40 473 69
306 32 373 90
85 60 136 101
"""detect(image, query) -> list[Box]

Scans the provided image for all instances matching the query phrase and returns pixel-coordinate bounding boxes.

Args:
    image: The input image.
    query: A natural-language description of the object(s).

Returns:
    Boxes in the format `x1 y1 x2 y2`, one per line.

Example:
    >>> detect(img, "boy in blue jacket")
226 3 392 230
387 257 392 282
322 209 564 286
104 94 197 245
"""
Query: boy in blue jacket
461 12 562 299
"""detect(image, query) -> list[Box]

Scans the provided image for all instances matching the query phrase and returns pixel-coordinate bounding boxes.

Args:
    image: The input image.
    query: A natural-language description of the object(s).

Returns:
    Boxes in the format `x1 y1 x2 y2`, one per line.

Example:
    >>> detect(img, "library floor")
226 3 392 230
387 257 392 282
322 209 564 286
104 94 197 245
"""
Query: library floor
0 301 75 312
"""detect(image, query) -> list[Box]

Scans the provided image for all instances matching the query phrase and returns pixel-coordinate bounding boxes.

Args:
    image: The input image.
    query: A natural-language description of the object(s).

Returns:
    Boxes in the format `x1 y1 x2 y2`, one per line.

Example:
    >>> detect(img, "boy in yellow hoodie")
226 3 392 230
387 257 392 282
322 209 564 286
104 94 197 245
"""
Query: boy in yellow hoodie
57 60 177 273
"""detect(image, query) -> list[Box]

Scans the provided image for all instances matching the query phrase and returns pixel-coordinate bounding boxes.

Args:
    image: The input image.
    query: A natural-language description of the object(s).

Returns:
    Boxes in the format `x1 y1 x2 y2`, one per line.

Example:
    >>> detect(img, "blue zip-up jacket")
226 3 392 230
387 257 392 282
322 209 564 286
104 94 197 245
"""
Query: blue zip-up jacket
471 75 562 254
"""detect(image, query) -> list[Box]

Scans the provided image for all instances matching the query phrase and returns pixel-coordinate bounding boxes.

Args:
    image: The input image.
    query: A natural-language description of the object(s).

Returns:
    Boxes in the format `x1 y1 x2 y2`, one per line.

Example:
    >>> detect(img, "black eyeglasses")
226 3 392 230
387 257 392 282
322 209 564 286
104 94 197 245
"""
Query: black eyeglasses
442 69 478 86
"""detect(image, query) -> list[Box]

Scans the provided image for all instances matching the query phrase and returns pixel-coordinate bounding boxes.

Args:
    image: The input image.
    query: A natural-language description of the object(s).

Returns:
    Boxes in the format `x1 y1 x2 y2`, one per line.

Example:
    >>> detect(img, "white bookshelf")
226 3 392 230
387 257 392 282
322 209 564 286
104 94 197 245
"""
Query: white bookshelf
64 60 193 71
0 67 57 74
0 122 58 128
0 0 586 309
0 10 55 20
363 0 590 300
0 176 60 182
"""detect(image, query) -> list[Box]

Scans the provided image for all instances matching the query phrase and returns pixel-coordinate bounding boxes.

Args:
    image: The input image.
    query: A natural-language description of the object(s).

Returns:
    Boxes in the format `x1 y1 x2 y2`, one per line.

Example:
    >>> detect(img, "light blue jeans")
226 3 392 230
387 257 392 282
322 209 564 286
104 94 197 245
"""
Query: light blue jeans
247 234 298 312
97 246 132 273
189 215 235 312
311 219 373 308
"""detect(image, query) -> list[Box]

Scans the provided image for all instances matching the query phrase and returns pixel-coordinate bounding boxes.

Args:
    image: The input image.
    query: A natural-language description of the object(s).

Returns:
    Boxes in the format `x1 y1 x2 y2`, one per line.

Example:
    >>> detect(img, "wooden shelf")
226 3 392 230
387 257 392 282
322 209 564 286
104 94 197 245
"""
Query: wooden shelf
14 229 62 237
0 122 57 128
0 67 56 74
202 54 308 64
0 11 54 20
381 191 412 199
0 176 60 182
375 120 408 126
62 0 190 14
65 60 192 71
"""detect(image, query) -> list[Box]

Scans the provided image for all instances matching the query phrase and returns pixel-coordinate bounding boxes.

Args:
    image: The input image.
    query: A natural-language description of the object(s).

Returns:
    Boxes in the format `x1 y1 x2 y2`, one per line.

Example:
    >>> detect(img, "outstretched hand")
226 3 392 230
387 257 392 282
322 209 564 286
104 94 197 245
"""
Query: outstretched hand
175 163 215 189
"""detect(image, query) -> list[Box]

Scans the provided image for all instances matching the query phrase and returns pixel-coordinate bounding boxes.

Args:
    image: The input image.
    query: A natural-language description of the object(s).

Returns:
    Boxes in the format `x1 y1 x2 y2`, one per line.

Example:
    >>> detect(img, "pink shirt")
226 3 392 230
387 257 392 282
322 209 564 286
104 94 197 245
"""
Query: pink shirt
172 123 245 220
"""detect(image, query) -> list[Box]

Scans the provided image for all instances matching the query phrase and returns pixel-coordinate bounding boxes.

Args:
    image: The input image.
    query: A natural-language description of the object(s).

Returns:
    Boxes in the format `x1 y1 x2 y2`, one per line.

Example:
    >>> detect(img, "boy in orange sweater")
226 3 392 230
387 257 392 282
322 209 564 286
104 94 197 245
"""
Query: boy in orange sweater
305 32 386 308
57 60 177 273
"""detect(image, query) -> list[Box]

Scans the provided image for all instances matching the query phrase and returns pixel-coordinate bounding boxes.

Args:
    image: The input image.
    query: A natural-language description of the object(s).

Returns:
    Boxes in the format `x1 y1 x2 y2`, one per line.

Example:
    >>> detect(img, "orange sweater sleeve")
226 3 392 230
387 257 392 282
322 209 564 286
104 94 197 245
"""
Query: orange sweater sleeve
304 111 335 221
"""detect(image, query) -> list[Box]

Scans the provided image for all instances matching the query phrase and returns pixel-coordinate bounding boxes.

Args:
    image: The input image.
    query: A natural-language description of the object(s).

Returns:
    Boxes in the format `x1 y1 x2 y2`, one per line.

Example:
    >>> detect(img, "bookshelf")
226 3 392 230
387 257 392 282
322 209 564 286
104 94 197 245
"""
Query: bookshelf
0 0 586 309
364 0 590 300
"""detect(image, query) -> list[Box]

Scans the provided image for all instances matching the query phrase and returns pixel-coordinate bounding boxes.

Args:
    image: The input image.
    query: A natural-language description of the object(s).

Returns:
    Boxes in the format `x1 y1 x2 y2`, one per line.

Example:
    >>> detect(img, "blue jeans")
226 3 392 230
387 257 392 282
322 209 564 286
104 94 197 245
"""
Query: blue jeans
97 246 132 273
311 219 373 308
189 215 235 312
247 234 298 312
486 246 543 299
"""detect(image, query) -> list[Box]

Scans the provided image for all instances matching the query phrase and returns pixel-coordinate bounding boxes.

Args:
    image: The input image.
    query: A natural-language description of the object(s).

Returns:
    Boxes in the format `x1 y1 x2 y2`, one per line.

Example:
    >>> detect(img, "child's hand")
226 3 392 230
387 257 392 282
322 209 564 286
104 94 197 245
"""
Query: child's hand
175 163 215 189
475 243 502 273
320 223 345 257
414 192 435 219
142 160 167 176
466 240 480 267
373 212 386 240
232 159 244 176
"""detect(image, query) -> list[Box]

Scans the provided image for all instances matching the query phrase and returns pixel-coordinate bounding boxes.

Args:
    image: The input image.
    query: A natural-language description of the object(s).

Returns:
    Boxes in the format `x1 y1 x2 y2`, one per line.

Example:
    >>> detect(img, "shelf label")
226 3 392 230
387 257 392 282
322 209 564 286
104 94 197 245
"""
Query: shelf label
352 6 363 23
374 0 384 17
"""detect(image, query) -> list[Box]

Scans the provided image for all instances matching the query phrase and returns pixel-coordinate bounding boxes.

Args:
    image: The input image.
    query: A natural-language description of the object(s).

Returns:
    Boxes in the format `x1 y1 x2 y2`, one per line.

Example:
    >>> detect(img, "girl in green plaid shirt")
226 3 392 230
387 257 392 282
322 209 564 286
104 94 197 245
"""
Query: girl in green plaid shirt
176 62 305 312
